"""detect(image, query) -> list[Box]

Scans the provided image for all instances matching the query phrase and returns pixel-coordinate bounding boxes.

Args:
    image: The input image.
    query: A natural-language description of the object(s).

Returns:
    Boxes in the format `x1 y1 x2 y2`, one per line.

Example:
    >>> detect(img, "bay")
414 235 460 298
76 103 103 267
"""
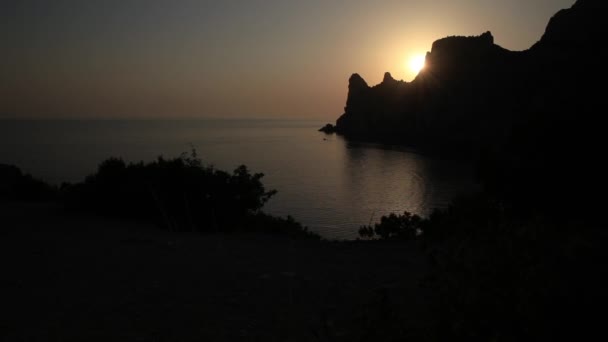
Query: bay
0 119 477 239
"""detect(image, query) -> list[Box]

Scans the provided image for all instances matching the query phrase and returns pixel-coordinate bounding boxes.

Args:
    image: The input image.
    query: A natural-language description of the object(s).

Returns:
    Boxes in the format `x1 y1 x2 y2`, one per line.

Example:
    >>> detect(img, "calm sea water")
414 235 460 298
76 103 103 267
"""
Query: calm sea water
0 119 478 239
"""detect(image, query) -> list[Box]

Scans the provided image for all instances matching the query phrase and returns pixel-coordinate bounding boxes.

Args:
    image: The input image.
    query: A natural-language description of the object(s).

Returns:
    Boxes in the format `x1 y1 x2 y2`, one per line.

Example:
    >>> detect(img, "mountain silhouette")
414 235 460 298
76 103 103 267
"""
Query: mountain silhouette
325 0 608 221
326 0 608 155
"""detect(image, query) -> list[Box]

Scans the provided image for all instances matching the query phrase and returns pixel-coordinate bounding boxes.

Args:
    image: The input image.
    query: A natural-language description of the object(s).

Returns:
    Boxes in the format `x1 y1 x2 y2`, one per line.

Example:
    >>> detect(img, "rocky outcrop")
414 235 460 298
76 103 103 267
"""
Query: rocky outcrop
318 123 336 134
536 0 606 49
331 31 522 151
325 0 608 155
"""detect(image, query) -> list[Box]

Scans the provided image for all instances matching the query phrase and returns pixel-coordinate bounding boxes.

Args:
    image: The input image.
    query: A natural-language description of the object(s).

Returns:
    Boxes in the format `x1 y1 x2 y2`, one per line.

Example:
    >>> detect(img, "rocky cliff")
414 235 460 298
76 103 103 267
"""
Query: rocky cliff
328 0 608 155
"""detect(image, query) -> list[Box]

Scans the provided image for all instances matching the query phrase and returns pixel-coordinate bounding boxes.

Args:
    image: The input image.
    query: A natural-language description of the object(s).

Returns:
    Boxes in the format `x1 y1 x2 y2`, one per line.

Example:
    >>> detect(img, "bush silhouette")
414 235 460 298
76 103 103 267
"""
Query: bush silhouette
359 211 423 240
63 151 283 233
2 153 318 238
0 164 57 202
355 193 605 339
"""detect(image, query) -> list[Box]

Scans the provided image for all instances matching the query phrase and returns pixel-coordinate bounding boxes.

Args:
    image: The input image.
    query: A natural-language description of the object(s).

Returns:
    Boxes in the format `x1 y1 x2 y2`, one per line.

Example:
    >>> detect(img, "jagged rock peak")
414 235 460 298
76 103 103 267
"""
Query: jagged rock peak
480 31 494 44
348 73 369 90
382 72 395 83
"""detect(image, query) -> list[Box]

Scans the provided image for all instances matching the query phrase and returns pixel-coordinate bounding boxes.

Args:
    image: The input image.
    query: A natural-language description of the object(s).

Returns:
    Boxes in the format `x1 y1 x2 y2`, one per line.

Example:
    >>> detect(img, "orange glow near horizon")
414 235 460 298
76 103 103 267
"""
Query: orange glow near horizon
1 0 576 119
408 54 426 75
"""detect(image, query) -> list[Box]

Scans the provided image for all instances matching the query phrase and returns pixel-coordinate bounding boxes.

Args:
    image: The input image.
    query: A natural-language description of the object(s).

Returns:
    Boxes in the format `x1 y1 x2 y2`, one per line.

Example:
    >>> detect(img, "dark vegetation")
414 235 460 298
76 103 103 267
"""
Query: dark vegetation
357 195 606 340
358 211 423 240
0 164 57 202
1 152 319 239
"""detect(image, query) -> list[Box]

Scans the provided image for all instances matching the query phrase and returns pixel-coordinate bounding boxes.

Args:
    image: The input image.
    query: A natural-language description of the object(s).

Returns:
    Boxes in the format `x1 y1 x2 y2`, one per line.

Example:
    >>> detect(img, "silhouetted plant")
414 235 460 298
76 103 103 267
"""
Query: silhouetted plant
358 211 423 240
247 213 320 240
0 164 57 202
63 150 285 233
354 191 605 340
416 193 606 340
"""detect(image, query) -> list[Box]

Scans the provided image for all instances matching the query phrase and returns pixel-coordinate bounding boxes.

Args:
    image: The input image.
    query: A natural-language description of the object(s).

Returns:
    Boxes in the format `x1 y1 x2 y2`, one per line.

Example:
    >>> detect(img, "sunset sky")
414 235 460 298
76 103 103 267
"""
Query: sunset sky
2 0 574 120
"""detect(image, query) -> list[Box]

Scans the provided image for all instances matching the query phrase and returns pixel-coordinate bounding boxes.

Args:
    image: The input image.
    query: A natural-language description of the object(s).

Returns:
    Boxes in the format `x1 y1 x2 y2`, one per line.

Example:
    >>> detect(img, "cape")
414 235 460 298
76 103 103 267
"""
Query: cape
326 0 608 155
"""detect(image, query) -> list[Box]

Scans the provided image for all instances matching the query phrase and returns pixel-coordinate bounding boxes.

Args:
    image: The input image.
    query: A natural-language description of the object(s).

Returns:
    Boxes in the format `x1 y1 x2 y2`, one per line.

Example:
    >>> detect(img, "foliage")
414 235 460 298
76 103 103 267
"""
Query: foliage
0 164 57 201
2 152 317 238
63 150 286 233
422 201 605 340
358 211 423 240
357 193 605 340
246 213 320 240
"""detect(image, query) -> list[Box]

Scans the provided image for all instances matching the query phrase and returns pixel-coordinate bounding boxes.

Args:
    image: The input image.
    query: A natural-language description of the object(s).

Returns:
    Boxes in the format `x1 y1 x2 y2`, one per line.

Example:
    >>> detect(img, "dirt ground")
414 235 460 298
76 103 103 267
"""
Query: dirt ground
1 201 432 341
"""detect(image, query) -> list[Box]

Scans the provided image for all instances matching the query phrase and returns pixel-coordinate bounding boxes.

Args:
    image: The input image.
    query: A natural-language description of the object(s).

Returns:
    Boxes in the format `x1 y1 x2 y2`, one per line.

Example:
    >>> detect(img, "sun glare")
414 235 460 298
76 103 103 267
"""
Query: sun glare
409 54 426 74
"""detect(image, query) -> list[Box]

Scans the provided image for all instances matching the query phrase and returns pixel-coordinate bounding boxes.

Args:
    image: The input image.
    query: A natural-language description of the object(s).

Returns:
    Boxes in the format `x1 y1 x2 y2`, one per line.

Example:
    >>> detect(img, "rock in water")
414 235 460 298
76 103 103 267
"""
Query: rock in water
318 124 336 134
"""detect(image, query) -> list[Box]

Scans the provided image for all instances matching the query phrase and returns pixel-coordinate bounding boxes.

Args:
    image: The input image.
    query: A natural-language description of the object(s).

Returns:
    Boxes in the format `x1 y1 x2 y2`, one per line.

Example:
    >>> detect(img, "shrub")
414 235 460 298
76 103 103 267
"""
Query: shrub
418 194 605 340
0 164 57 202
356 194 605 339
358 211 423 240
63 151 280 233
247 213 320 240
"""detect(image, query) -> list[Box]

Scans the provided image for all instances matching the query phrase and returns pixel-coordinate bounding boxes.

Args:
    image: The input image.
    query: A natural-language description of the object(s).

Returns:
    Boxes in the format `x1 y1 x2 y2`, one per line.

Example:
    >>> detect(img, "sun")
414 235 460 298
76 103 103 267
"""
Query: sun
408 54 426 74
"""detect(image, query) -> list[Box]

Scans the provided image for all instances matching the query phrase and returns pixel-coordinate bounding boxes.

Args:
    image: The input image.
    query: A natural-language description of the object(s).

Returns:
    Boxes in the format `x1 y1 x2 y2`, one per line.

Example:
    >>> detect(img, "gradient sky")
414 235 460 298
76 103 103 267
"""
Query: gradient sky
1 0 575 120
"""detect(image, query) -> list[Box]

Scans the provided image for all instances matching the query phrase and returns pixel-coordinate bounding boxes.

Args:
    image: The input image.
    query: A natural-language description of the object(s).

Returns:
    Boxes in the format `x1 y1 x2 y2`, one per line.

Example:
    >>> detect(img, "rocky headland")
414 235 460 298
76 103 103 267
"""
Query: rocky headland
323 0 608 156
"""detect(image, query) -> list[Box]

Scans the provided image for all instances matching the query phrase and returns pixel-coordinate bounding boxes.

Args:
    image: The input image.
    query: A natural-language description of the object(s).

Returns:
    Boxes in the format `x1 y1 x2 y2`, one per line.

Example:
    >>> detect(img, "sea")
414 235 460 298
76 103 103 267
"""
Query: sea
0 119 478 240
